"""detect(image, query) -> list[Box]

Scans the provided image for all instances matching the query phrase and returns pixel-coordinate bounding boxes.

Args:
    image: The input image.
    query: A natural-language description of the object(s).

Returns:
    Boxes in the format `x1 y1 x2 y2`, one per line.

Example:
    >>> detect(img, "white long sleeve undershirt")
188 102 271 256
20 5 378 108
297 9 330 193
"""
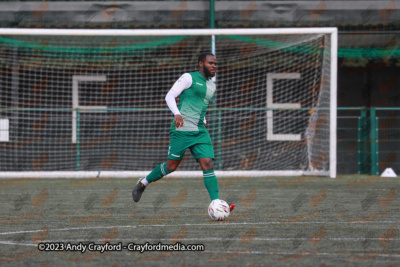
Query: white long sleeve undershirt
165 73 207 124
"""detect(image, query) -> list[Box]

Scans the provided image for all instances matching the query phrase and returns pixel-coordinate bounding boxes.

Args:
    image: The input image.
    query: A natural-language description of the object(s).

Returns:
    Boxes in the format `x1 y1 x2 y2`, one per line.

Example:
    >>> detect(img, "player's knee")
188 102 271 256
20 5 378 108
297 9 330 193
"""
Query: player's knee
166 161 179 173
201 159 214 170
166 165 177 173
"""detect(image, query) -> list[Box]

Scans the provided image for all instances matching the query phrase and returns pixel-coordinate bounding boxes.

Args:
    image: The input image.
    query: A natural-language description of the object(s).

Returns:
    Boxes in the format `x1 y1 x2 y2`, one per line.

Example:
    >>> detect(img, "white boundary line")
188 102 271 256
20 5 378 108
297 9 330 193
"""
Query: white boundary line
1 240 400 259
0 241 37 247
1 220 400 236
209 251 400 257
1 241 400 259
3 237 400 243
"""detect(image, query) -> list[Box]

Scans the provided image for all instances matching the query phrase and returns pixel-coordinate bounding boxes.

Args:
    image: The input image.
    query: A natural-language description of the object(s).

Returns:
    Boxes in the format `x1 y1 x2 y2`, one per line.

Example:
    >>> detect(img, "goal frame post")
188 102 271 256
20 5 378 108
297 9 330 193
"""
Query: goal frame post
0 28 337 178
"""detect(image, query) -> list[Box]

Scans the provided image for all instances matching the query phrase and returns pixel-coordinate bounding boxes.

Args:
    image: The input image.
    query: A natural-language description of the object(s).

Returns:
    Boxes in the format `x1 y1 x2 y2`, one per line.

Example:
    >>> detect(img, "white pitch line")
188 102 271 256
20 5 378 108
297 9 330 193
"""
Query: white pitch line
1 220 400 236
8 237 400 243
0 241 37 247
1 242 400 259
0 225 137 236
208 251 400 258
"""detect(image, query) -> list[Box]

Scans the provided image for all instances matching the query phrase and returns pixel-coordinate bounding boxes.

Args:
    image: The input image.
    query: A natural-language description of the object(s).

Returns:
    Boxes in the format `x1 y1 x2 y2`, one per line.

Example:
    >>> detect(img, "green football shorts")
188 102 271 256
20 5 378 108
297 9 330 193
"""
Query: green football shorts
167 131 215 161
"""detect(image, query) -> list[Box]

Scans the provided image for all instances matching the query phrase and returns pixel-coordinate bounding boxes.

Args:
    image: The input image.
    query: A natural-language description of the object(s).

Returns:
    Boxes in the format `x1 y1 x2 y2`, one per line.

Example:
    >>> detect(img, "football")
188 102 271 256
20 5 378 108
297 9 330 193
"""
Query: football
208 199 230 221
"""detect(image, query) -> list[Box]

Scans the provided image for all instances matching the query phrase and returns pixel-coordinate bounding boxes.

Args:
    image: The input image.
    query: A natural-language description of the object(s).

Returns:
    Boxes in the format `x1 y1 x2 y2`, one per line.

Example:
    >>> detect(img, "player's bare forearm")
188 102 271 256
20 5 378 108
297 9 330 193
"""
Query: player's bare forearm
174 114 184 128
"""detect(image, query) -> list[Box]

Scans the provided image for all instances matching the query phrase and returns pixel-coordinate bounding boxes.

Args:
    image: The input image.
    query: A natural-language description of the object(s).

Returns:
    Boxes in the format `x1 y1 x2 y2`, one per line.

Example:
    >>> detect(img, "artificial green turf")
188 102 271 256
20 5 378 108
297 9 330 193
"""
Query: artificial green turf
0 175 399 266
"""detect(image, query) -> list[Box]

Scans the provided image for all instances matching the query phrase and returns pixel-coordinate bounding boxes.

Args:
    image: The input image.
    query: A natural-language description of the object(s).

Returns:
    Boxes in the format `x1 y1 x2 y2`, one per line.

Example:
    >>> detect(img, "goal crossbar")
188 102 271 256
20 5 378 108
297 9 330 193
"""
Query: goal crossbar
0 28 337 178
0 28 338 36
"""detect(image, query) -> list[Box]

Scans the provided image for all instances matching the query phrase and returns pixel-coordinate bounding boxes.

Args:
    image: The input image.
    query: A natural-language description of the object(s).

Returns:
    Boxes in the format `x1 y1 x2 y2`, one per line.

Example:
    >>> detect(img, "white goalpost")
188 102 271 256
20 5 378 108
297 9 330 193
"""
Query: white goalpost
0 28 337 178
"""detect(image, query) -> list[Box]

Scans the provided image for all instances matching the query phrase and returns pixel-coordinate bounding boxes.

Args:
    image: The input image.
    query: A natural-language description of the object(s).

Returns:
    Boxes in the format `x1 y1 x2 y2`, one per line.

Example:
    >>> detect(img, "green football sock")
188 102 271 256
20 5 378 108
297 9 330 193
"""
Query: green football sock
146 163 170 183
203 169 219 201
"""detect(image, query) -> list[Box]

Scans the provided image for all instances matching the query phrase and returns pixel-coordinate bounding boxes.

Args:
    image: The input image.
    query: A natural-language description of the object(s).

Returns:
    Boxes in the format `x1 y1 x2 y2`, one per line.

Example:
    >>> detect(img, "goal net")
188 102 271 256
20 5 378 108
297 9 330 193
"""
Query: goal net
0 28 337 178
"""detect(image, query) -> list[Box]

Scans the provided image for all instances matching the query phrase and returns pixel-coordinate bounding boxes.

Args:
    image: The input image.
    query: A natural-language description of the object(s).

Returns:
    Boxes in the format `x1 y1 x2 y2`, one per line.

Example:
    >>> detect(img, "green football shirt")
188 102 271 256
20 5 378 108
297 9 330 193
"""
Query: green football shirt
169 71 216 132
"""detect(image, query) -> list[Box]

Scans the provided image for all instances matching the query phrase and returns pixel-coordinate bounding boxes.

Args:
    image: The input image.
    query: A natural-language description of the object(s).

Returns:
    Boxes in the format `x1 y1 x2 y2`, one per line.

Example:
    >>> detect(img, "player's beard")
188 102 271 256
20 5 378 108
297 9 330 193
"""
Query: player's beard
204 67 215 78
